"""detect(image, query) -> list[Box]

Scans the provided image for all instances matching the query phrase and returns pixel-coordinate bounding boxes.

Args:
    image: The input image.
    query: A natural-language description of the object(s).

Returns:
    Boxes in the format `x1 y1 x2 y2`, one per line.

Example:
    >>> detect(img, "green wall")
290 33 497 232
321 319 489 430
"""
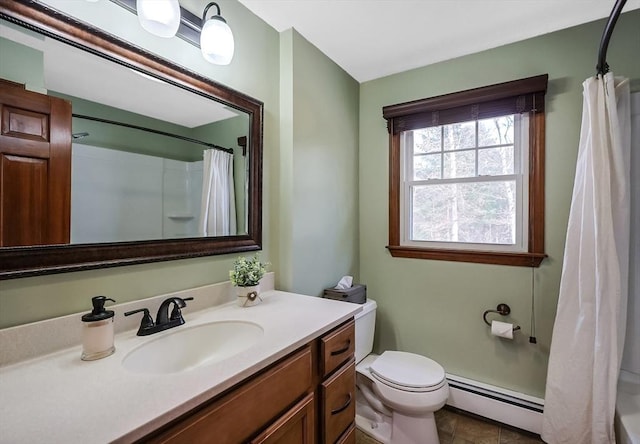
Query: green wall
278 30 360 296
0 29 45 93
358 10 640 398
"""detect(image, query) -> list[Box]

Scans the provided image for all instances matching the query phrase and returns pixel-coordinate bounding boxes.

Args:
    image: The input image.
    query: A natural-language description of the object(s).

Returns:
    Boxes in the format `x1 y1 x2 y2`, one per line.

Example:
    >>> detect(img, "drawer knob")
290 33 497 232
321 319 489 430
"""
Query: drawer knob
331 393 352 415
330 340 351 356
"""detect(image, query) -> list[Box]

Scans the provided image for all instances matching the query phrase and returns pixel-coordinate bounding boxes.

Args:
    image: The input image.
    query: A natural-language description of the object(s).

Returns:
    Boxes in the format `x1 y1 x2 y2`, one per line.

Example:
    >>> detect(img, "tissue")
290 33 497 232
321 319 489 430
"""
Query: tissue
491 320 514 340
335 276 353 290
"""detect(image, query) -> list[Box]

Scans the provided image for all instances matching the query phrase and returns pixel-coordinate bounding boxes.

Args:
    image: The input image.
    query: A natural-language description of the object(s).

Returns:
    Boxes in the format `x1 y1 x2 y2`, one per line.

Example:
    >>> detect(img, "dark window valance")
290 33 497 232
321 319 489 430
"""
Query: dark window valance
383 74 548 134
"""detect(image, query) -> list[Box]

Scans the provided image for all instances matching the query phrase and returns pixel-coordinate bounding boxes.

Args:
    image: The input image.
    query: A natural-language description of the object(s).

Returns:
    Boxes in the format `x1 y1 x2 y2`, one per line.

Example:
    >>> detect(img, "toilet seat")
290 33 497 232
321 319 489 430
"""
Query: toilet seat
369 351 446 393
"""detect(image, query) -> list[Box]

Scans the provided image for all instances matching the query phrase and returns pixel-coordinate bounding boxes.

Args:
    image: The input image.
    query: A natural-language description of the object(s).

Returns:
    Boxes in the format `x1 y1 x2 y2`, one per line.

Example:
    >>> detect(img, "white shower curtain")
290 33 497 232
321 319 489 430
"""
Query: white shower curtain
199 149 236 236
542 73 630 443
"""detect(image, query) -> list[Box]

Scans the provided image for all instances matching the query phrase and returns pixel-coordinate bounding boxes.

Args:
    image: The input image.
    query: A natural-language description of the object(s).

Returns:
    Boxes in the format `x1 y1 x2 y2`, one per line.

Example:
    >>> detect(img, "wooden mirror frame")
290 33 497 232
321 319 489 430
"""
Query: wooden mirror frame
0 1 263 279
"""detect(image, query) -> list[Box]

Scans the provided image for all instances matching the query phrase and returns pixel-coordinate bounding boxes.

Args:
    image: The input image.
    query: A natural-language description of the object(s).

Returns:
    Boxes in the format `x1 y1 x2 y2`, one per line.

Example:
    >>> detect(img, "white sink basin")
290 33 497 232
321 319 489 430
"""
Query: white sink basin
122 320 264 374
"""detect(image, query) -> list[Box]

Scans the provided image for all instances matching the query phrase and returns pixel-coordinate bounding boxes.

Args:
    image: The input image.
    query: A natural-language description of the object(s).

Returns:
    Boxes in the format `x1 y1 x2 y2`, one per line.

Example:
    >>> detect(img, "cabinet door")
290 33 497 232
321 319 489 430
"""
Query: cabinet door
0 80 71 246
251 393 315 444
321 360 355 444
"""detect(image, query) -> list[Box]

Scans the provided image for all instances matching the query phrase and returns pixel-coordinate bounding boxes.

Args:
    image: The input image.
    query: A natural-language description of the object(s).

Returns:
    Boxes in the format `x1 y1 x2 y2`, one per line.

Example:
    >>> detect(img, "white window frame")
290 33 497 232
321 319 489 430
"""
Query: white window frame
399 115 530 253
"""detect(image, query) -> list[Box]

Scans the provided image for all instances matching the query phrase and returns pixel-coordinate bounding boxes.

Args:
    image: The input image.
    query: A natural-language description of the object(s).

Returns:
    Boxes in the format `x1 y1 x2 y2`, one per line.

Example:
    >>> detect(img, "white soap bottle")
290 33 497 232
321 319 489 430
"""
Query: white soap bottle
81 296 116 361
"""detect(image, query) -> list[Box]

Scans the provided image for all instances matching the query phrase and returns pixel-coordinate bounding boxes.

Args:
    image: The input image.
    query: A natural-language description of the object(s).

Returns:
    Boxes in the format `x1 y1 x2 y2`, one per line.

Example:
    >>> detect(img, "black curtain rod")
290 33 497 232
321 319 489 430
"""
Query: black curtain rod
72 113 234 155
596 0 628 76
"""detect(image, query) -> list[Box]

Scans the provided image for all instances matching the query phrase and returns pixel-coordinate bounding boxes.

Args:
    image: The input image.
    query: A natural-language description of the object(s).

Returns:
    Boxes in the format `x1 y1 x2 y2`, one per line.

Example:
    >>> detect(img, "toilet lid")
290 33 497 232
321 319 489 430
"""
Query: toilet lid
369 351 445 390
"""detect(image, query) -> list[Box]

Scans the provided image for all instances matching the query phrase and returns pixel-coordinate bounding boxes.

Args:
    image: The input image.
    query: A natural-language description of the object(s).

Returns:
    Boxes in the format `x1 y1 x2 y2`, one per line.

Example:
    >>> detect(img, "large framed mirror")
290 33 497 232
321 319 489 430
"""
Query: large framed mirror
0 1 263 279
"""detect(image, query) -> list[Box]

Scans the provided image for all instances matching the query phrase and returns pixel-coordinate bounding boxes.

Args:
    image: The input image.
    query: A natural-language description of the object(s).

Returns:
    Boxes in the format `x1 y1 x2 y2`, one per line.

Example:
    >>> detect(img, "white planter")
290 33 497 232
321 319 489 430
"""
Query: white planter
236 285 262 307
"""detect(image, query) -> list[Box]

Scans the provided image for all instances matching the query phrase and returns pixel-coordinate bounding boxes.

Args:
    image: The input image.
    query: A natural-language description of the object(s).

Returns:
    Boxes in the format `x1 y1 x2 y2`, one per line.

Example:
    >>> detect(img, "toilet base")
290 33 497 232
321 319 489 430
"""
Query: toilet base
355 412 392 444
356 393 441 444
356 383 392 442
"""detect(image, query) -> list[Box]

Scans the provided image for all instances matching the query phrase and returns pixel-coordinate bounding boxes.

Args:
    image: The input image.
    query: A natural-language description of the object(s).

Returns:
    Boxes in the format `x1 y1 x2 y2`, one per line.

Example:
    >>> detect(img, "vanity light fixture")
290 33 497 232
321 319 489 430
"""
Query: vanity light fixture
136 0 181 38
200 2 234 65
110 0 235 65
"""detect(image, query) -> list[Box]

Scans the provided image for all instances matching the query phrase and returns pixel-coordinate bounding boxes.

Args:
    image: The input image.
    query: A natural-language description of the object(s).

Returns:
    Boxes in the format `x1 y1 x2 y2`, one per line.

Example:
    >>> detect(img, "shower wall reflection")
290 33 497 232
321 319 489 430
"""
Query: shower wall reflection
71 144 204 243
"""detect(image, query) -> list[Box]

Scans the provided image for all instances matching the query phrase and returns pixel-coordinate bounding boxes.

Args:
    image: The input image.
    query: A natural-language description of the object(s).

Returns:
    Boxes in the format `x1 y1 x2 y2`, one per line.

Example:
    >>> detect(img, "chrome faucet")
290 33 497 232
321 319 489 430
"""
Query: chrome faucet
125 296 194 336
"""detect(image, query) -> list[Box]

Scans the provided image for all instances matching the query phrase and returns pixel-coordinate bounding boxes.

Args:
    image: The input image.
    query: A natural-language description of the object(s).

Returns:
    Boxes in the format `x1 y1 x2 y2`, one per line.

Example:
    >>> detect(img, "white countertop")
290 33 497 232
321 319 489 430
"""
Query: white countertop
0 291 361 443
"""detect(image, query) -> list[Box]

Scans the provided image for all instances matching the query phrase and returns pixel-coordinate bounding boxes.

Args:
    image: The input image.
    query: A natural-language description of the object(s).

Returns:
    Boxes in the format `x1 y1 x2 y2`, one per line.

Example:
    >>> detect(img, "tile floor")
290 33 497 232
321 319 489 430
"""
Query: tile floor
355 407 545 444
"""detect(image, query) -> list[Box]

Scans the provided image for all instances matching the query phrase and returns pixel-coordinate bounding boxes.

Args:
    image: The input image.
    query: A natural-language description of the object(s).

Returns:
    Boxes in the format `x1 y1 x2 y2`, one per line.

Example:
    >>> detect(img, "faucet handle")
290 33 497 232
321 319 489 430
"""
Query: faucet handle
176 296 194 308
124 308 154 336
169 297 194 322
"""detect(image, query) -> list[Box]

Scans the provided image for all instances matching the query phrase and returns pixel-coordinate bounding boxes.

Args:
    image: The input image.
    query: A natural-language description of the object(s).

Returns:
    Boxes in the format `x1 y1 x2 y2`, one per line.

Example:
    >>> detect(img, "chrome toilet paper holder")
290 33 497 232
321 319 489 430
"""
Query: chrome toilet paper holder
483 303 521 331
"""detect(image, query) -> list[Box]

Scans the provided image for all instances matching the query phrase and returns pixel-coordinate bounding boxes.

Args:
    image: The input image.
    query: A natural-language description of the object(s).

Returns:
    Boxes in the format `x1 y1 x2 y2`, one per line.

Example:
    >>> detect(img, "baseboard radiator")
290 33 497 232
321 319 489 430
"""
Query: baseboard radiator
446 374 544 435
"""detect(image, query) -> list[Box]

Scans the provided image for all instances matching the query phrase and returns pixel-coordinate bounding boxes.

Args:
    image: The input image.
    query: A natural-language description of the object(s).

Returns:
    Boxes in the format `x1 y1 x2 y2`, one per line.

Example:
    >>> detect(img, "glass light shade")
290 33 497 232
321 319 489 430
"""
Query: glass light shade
136 0 180 38
200 17 234 65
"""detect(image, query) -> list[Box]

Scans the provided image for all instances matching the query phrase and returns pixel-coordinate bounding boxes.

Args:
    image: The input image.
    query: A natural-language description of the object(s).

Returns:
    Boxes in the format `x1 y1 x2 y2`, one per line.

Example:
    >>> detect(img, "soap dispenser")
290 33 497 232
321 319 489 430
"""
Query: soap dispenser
81 296 116 361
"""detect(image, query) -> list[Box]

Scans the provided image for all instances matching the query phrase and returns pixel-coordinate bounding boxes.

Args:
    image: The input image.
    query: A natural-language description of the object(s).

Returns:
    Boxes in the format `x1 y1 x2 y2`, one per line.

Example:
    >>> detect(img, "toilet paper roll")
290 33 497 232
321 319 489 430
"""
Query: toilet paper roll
491 320 514 340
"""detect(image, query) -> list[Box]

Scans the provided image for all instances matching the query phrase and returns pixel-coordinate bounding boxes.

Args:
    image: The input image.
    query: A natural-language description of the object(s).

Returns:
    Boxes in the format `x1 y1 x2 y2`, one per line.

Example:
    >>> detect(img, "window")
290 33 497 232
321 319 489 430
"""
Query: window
384 75 548 267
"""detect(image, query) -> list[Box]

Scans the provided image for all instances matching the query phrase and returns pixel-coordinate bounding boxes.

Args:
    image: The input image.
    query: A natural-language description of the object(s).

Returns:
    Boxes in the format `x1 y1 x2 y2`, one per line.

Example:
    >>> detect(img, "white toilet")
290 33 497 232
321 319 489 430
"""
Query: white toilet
354 299 449 444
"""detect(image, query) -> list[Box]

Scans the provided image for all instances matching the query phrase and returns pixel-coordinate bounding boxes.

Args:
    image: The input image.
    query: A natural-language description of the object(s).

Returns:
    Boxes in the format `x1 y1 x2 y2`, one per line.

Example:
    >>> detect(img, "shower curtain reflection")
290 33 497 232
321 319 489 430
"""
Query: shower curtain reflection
199 149 236 236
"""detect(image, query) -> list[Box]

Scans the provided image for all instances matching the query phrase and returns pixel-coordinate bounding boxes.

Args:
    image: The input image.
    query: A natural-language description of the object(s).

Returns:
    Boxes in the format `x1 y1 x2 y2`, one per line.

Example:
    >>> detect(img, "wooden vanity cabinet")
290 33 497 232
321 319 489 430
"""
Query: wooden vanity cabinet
140 318 356 444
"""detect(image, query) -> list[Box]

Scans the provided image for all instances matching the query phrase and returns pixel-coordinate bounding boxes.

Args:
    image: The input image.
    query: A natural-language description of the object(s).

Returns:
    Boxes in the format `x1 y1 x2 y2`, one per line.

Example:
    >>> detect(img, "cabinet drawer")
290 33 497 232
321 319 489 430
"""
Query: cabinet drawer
147 346 313 444
320 319 355 377
250 393 315 444
321 360 355 444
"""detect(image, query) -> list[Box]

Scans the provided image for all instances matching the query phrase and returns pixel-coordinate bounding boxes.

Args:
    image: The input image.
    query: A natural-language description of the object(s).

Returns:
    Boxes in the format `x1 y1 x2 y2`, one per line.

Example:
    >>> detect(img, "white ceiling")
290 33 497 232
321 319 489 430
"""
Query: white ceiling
237 0 640 83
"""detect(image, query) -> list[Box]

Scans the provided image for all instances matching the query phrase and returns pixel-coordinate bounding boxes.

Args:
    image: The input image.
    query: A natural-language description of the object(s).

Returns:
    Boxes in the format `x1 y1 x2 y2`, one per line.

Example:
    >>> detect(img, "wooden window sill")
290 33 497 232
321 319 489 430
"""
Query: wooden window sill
386 245 546 267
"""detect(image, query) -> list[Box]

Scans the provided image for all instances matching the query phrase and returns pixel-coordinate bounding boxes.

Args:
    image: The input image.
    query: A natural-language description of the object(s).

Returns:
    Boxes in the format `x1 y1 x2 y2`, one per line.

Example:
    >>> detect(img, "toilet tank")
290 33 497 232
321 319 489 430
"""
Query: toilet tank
354 299 377 363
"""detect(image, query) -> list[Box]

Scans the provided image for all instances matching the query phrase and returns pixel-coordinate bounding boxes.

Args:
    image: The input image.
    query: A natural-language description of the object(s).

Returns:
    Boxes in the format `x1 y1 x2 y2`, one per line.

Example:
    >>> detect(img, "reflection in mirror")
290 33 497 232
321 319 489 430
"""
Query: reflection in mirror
0 1 263 279
1 19 249 244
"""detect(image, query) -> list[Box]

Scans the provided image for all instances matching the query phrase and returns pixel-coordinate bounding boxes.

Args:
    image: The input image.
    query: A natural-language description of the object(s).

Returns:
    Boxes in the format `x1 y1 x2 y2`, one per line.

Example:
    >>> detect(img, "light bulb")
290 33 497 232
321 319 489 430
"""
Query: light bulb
200 16 234 65
136 0 180 38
